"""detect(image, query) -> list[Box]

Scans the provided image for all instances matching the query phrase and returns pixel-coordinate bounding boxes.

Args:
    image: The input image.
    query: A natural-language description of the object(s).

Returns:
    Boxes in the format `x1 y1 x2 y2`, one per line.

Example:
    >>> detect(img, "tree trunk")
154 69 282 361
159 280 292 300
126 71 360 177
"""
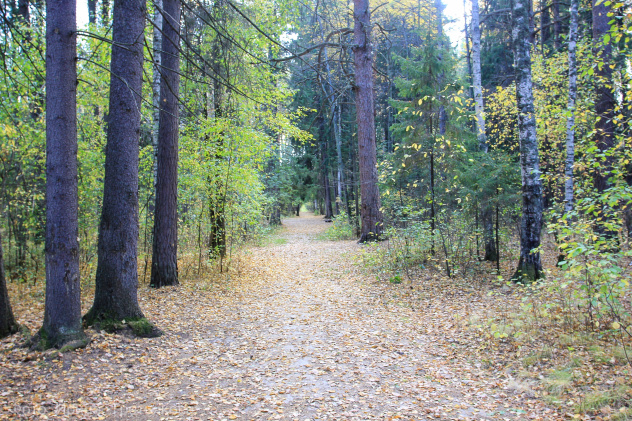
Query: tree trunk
553 0 562 49
208 199 226 257
563 0 578 214
88 0 96 24
322 140 333 220
151 0 181 288
430 150 436 256
151 0 163 188
472 0 496 261
0 232 18 339
354 0 383 242
41 0 86 349
471 0 487 153
511 0 544 282
85 0 147 324
17 0 28 21
540 0 551 52
101 0 110 26
463 0 474 100
592 0 616 240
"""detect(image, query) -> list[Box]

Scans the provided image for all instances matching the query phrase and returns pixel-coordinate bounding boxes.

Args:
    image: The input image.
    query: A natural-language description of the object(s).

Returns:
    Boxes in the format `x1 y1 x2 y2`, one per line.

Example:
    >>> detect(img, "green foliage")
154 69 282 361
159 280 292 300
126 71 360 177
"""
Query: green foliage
320 217 357 241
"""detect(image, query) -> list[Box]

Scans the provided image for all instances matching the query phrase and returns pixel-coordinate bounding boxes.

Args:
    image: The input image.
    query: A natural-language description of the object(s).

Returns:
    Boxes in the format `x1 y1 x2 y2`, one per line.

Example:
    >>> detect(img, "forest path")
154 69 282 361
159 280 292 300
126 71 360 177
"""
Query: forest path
121 213 518 420
0 213 550 420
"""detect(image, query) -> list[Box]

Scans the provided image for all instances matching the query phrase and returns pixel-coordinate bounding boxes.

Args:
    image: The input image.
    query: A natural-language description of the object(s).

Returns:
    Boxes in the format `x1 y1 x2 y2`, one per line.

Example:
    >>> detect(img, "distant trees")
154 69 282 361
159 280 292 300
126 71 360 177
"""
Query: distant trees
85 0 147 324
41 0 87 348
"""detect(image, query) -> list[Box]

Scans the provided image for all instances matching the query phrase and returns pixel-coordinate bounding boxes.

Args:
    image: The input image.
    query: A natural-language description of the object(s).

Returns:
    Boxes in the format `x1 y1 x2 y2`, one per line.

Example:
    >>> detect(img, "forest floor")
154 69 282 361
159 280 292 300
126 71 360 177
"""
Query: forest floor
0 213 607 420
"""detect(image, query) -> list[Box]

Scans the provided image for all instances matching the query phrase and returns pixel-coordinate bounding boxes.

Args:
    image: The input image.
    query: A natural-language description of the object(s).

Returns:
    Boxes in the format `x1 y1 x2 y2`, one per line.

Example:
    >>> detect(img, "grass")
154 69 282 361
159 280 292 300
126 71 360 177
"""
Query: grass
522 346 553 367
575 385 631 414
543 368 573 395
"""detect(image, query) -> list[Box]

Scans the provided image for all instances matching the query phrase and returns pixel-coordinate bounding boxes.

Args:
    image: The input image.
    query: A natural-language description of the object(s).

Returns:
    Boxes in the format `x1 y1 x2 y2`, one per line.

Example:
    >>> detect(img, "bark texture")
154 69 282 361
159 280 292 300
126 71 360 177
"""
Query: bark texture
151 0 181 288
0 232 18 339
592 0 616 239
471 0 496 261
511 0 544 282
151 0 163 186
471 0 487 152
41 0 87 349
353 0 383 242
564 0 578 214
85 0 146 323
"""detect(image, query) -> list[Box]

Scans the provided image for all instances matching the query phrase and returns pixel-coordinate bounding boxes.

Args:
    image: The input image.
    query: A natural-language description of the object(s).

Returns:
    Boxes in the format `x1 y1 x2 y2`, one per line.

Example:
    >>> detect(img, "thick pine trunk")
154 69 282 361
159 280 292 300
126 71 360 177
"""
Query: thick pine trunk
41 0 86 349
0 232 18 339
563 0 578 214
85 0 146 323
511 0 544 282
151 0 181 288
354 0 383 242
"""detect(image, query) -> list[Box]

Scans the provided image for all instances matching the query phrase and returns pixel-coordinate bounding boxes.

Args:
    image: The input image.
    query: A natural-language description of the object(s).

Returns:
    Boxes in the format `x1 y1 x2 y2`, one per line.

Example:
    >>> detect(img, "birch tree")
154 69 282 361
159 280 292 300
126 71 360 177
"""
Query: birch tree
563 0 578 214
511 0 544 281
471 0 497 262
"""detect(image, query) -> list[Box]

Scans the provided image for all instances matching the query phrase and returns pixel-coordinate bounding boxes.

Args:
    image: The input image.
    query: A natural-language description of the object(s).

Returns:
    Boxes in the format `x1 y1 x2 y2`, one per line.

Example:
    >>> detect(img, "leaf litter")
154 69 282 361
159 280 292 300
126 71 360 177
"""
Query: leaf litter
0 213 569 420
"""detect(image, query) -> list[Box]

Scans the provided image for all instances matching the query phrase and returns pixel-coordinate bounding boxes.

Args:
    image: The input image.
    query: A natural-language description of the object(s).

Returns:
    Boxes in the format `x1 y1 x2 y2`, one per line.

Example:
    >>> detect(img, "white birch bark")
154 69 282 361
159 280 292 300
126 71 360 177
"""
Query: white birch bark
564 0 578 214
152 0 163 187
471 0 487 152
511 0 544 281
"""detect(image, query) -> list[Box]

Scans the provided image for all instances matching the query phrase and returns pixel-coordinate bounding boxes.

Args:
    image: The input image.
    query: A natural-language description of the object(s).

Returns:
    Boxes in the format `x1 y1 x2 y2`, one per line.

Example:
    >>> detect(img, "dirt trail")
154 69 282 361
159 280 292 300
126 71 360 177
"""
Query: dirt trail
0 213 549 420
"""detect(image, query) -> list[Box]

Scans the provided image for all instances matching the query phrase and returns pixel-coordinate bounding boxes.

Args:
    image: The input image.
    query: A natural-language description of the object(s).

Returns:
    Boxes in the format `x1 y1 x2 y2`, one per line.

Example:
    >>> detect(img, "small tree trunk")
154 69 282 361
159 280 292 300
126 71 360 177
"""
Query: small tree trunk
563 0 578 214
463 0 474 100
553 0 562 49
354 0 383 242
540 0 551 53
85 0 147 324
511 0 544 282
430 150 436 256
0 232 18 339
88 0 96 25
41 0 86 349
151 0 181 288
17 0 28 21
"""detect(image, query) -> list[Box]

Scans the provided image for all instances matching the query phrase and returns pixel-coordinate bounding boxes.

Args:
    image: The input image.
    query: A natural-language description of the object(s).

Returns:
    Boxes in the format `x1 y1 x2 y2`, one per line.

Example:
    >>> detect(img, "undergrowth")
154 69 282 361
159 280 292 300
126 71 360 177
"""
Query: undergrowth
355 213 632 418
319 217 357 241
